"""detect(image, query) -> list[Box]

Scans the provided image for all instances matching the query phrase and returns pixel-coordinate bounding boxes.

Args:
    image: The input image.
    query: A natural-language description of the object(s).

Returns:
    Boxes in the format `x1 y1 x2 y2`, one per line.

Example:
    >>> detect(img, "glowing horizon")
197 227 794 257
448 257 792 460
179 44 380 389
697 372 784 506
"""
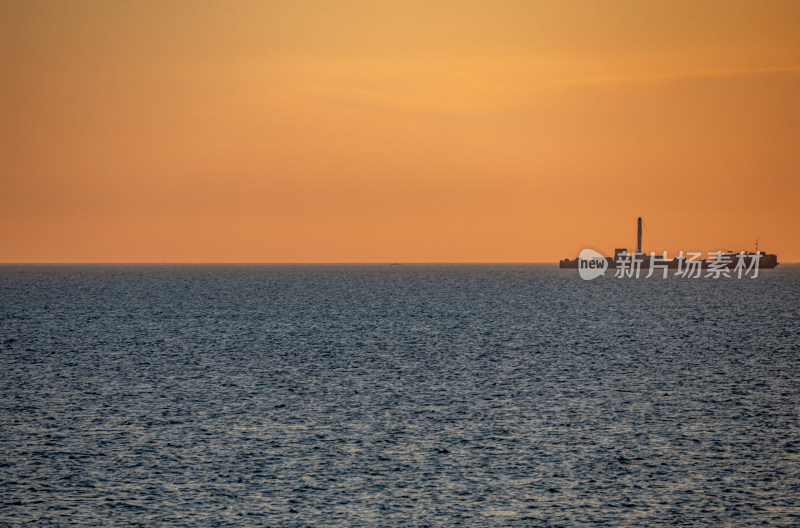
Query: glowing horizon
2 1 799 263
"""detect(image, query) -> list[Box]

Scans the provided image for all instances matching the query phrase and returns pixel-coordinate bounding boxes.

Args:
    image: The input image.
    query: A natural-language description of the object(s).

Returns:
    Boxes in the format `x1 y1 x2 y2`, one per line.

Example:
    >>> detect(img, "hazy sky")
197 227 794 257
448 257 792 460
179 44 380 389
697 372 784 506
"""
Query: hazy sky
2 0 799 262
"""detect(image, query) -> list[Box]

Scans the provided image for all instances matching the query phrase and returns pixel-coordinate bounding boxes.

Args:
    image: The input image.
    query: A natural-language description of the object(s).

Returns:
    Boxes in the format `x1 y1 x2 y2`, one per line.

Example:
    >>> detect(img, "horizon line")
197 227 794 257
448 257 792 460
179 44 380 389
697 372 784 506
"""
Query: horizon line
0 261 560 265
1 261 798 266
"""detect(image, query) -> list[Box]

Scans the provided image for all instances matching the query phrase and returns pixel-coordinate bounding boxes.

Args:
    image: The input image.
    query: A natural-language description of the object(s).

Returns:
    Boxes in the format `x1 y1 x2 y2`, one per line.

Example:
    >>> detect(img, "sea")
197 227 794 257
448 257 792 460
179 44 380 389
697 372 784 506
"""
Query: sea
1 264 799 527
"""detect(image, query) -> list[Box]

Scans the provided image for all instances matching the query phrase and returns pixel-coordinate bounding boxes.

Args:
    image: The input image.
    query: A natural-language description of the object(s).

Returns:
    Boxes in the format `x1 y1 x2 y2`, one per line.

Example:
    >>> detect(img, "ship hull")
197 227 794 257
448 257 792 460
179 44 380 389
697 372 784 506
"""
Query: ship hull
559 255 778 270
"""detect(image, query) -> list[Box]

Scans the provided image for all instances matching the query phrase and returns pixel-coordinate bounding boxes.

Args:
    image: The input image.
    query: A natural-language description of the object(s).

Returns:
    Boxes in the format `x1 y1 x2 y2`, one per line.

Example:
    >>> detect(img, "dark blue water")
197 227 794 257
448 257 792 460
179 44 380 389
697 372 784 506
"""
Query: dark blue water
1 264 799 527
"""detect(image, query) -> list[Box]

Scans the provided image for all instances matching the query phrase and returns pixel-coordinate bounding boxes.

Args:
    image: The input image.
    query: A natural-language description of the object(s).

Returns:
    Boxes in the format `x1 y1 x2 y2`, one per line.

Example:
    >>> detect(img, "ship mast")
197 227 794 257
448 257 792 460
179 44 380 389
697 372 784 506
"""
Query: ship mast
637 217 642 253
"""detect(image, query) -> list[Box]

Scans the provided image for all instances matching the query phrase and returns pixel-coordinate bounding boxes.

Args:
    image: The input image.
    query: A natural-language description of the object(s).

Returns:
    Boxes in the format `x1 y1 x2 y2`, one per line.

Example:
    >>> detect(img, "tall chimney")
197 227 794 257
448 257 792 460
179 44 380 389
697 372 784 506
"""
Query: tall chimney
637 217 642 253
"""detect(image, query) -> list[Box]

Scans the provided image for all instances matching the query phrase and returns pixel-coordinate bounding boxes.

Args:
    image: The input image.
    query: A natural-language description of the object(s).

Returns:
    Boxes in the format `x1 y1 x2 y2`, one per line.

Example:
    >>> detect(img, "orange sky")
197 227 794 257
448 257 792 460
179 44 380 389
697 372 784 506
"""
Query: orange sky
2 0 799 262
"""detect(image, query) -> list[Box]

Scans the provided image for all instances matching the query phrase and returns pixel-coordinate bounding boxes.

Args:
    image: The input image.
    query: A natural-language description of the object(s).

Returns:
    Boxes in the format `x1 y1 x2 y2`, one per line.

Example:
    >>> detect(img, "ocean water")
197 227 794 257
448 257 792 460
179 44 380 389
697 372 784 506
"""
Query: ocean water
1 264 799 527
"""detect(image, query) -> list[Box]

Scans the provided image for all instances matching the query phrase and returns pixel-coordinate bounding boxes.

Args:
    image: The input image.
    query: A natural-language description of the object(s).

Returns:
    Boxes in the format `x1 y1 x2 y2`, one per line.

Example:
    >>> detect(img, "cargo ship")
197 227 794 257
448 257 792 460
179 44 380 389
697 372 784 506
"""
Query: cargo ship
559 217 778 269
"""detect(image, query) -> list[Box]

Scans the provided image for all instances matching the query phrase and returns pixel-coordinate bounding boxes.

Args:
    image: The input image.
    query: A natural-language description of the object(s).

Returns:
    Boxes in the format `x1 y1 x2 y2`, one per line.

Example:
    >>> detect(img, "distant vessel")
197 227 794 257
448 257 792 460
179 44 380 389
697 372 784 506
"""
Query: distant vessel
559 217 778 269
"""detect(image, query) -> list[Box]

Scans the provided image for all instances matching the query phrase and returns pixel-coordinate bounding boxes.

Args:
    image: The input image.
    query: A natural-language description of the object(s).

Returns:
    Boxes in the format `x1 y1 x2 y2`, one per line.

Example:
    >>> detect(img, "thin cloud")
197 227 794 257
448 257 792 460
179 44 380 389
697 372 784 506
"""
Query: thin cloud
536 65 800 92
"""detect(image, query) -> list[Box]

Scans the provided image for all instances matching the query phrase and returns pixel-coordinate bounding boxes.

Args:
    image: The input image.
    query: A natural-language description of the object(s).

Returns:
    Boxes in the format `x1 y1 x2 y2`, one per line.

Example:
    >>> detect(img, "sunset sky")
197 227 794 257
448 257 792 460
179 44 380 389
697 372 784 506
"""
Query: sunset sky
2 0 799 262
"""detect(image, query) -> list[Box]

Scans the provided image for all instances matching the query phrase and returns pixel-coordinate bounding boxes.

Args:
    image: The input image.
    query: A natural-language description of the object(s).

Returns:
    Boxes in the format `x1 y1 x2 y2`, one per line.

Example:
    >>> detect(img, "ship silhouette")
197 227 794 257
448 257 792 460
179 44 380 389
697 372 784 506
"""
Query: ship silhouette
559 217 779 269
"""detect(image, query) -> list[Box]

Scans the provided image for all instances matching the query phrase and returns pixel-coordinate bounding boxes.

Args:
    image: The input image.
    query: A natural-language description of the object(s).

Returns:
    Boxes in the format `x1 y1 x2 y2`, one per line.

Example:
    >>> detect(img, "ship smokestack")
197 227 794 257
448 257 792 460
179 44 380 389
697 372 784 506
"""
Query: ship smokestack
637 217 642 253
